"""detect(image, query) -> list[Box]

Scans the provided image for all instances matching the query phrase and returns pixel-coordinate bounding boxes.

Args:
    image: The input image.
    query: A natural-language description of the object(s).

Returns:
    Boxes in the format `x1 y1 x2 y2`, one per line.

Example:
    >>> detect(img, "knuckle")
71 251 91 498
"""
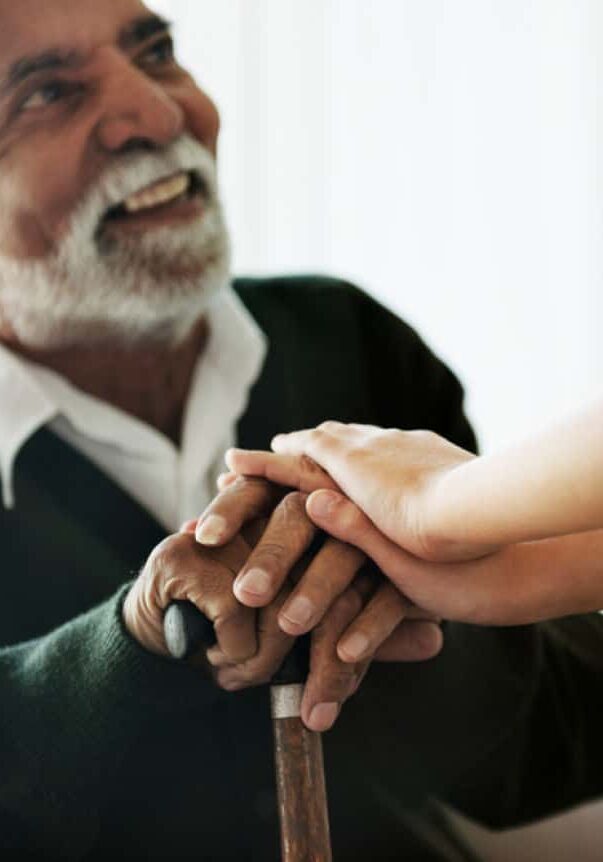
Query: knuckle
230 474 269 498
151 534 193 574
252 541 288 573
317 420 343 435
319 666 357 698
274 493 313 541
383 428 403 442
201 577 231 609
279 491 309 521
333 589 363 621
211 612 236 640
408 428 437 444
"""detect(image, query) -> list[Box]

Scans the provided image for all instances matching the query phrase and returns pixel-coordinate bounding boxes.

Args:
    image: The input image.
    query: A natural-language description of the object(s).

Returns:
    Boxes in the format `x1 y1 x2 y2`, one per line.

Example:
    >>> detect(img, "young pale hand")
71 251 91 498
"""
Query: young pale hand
226 422 497 562
298 491 603 626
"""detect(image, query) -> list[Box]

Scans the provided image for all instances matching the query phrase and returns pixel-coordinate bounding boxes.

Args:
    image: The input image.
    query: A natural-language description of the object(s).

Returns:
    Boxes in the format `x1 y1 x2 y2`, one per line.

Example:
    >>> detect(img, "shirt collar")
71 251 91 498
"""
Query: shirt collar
0 347 57 508
0 284 267 510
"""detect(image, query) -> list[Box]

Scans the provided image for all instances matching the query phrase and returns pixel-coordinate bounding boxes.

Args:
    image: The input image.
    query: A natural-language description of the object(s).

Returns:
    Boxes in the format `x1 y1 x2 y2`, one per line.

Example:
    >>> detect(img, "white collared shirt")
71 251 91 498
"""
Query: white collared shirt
0 286 267 532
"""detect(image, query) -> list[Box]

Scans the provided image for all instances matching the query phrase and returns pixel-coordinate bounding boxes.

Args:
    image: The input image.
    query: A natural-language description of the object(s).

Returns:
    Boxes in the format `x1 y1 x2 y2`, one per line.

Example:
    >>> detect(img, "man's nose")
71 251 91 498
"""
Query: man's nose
96 57 185 153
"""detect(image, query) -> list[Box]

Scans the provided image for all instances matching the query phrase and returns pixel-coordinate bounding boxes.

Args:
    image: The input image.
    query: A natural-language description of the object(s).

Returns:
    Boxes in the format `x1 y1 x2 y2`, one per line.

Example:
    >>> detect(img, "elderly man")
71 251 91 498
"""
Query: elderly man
1 1 602 860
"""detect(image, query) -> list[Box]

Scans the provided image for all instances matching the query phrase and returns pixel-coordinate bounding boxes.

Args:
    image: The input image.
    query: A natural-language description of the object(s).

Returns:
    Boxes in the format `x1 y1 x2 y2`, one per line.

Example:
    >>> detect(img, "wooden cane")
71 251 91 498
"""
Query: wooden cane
164 601 332 862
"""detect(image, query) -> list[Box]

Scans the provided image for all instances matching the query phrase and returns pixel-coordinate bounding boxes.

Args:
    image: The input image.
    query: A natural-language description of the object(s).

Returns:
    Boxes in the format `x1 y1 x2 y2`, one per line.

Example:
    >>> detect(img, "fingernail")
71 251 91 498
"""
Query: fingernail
280 596 315 631
224 448 238 469
339 632 370 661
235 568 271 598
308 490 340 519
308 702 340 732
196 515 226 546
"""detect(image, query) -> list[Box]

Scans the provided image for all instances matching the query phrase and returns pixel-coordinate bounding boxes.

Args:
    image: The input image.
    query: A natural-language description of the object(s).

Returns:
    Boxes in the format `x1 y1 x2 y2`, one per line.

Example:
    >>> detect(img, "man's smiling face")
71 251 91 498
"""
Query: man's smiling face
0 0 231 347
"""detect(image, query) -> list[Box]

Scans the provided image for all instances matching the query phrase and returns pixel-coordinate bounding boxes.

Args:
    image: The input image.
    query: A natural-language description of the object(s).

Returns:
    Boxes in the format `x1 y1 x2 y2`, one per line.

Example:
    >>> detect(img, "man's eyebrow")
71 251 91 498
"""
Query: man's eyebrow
119 14 172 49
1 50 83 97
0 15 172 100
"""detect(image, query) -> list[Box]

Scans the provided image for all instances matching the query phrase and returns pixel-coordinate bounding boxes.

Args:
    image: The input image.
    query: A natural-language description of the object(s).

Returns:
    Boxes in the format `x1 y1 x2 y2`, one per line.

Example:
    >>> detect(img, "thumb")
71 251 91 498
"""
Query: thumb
306 490 415 583
306 490 478 622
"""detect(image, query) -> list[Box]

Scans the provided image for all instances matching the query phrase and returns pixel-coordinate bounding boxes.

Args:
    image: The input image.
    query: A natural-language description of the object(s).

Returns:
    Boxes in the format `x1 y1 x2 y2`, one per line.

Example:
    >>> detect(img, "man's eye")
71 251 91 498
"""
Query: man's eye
142 37 176 67
20 81 73 112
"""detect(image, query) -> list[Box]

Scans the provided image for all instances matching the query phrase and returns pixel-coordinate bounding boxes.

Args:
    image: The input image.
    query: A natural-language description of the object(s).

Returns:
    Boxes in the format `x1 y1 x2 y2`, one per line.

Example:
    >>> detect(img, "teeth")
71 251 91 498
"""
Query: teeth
123 172 191 214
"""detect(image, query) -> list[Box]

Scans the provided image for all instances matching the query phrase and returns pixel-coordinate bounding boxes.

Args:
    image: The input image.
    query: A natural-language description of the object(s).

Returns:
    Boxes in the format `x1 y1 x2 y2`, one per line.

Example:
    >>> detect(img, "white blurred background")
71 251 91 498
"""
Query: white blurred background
150 1 602 858
150 0 601 454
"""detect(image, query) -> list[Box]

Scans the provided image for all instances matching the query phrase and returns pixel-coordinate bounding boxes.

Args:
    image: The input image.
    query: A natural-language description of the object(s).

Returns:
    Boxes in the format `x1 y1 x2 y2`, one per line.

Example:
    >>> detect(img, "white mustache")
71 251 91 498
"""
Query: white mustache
71 135 219 235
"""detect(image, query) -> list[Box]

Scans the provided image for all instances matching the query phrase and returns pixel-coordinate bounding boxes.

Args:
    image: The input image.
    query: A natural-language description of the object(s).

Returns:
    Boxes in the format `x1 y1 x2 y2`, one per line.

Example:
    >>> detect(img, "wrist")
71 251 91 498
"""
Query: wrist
418 465 494 562
414 474 455 561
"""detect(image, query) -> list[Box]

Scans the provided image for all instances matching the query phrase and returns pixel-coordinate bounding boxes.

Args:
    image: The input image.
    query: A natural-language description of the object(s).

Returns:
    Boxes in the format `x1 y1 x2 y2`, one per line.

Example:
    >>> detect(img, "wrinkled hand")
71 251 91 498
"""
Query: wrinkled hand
124 531 259 661
125 475 442 732
125 527 334 728
226 422 496 562
193 477 443 718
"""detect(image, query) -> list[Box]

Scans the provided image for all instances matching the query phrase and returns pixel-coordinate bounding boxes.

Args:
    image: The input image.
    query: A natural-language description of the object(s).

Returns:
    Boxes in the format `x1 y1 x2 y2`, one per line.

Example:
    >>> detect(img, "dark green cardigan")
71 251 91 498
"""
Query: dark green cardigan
1 277 600 860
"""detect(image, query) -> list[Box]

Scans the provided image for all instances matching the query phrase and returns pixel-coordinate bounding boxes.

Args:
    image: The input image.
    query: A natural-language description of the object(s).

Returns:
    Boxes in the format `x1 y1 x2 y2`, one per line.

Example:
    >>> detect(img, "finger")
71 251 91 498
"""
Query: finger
155 534 258 663
215 590 295 691
188 573 257 664
216 471 238 491
179 519 198 535
278 538 366 635
195 476 282 547
305 490 414 585
373 621 444 662
301 588 369 732
271 421 359 456
336 582 410 662
305 492 484 622
226 450 339 494
270 424 348 460
233 492 316 607
205 646 233 669
271 423 382 506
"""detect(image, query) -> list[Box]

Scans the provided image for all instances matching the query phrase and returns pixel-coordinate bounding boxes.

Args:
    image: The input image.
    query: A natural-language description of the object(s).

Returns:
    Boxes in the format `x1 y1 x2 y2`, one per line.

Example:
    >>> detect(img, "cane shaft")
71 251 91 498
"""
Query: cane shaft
271 685 332 862
165 603 333 861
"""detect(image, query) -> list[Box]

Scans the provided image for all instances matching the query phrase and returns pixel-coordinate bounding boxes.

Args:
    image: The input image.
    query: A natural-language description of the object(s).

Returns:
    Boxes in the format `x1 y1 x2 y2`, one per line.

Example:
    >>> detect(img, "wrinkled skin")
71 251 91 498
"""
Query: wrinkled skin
125 477 443 732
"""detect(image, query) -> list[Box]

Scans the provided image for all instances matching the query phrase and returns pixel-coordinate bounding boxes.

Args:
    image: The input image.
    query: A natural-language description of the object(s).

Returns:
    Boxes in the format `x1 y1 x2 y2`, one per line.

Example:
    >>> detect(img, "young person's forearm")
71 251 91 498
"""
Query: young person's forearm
430 400 603 549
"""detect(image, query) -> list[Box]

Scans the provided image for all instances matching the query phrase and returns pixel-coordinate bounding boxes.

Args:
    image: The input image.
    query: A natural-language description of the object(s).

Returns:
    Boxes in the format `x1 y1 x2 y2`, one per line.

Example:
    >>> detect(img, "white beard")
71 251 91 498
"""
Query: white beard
0 136 231 348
